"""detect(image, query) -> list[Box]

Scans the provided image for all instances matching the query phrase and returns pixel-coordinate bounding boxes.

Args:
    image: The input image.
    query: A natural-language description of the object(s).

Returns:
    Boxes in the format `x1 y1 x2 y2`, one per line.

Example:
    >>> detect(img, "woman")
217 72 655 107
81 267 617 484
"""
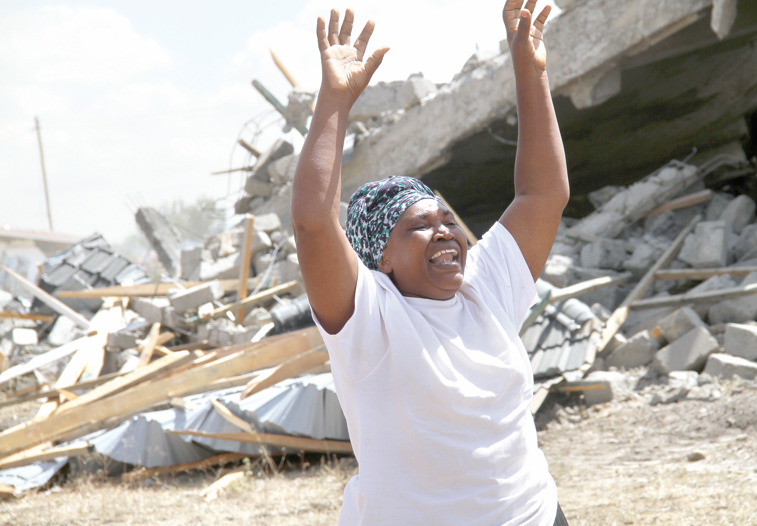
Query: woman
291 2 570 525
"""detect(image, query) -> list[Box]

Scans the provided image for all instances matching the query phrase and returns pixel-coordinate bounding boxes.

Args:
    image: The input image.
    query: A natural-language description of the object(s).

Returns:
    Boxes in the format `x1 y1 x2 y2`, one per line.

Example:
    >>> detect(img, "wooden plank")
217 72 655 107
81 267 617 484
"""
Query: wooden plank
0 370 130 410
240 347 329 400
644 189 712 217
0 327 324 458
548 273 632 304
177 373 258 398
630 283 757 310
654 266 757 281
201 468 246 501
0 265 90 329
210 399 255 433
0 312 53 322
169 430 353 454
0 336 90 386
208 281 299 319
0 443 92 470
121 452 248 483
81 298 125 382
597 214 701 353
53 351 193 416
0 483 20 499
137 323 161 368
54 276 271 299
434 191 478 246
237 215 255 324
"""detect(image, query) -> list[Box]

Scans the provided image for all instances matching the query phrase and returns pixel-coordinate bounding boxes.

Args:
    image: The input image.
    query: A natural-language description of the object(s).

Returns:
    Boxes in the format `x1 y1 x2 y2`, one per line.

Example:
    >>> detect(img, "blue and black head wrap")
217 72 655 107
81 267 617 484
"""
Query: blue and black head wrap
345 175 442 270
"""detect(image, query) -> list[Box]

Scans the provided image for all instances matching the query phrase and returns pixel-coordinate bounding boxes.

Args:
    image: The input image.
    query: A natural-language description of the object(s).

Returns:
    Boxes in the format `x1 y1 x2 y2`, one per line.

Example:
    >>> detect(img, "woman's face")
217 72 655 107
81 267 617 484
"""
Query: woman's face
378 199 468 300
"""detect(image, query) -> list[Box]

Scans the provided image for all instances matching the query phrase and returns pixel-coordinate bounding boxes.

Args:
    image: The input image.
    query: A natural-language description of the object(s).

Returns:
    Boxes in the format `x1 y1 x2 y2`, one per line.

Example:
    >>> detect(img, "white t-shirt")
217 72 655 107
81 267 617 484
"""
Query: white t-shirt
314 222 557 526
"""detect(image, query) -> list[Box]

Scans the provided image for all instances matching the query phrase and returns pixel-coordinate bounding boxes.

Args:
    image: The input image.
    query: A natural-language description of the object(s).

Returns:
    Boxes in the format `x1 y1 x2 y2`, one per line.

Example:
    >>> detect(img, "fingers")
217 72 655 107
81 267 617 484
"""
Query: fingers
328 9 340 46
353 19 376 61
532 5 550 41
339 8 354 46
503 0 525 34
363 46 390 80
523 0 537 15
316 16 329 52
513 7 532 45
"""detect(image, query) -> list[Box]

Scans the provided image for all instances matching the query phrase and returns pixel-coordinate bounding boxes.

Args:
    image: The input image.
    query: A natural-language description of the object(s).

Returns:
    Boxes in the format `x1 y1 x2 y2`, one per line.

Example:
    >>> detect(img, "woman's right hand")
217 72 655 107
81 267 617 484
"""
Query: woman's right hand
317 8 389 106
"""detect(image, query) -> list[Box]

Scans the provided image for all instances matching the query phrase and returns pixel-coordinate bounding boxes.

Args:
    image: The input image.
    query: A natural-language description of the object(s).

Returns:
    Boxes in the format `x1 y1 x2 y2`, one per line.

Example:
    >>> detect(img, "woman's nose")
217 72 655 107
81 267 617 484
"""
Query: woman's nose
433 226 453 241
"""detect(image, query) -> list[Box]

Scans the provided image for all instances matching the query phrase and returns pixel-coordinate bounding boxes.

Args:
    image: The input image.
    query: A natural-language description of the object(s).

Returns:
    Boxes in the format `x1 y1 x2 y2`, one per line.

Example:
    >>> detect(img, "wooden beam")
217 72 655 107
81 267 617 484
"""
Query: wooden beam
208 281 298 319
0 370 130 410
237 215 255 324
137 323 161 368
202 468 246 501
0 443 92 470
169 430 353 454
434 191 478 246
0 335 91 386
54 276 271 299
597 214 701 353
630 283 757 310
0 312 53 322
210 398 255 433
548 273 632 304
238 139 261 158
0 327 323 458
1 265 89 329
645 189 712 217
177 373 258 398
121 452 249 483
240 347 329 400
654 266 757 281
269 48 300 87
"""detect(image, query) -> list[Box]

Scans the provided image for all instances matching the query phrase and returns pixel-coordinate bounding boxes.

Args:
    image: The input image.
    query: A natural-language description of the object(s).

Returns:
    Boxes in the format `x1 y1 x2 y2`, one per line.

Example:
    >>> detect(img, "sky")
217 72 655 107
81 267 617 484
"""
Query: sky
0 0 558 246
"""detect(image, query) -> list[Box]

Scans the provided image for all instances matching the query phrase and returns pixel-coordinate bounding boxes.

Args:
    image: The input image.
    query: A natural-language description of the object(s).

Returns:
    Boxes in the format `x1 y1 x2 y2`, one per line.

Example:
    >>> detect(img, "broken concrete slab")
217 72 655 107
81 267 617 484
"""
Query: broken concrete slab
253 213 282 234
703 352 757 380
623 243 661 279
180 246 202 282
582 371 631 405
719 194 755 233
723 322 757 361
267 154 299 186
657 307 705 343
200 253 241 282
735 223 757 261
107 331 139 351
650 370 699 405
707 271 757 324
47 316 82 347
580 238 628 270
653 326 719 374
135 208 182 278
247 139 293 185
349 73 437 122
542 255 575 289
678 221 728 269
705 192 734 221
130 297 170 324
605 330 659 369
168 281 223 313
685 273 737 318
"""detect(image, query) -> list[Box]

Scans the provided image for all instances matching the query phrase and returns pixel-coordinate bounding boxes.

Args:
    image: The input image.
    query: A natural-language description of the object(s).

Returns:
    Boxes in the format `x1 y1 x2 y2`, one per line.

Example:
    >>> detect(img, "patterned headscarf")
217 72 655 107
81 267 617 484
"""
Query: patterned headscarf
345 175 442 270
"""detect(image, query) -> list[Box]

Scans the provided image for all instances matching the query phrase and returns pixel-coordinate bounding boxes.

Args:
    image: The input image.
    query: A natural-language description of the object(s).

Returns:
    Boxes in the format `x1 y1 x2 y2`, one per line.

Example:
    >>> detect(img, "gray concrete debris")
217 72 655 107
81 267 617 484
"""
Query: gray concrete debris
197 319 260 347
705 192 734 221
542 255 574 288
130 297 170 324
267 154 299 186
135 208 182 278
200 252 240 281
580 238 628 270
582 371 631 405
283 89 315 133
253 213 283 234
708 271 757 324
678 221 728 269
349 73 437 122
735 223 757 261
180 246 202 282
711 0 739 40
653 326 719 374
685 273 737 319
623 242 660 279
245 179 274 199
605 330 659 369
107 331 139 351
723 322 757 361
168 281 223 313
657 307 705 343
650 370 699 405
253 251 274 276
588 185 623 209
719 194 756 234
703 353 757 380
248 139 293 185
47 316 82 347
644 210 679 239
281 235 297 257
12 328 38 346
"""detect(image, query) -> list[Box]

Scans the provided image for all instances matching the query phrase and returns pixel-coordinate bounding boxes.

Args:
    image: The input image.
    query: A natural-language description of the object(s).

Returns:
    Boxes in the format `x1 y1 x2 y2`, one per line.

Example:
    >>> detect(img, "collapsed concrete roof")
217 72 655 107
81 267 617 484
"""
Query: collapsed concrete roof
243 0 757 235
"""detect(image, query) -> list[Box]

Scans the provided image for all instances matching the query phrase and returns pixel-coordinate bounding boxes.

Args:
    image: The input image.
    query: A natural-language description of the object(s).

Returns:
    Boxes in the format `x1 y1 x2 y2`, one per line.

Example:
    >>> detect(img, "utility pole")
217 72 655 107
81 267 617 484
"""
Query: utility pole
34 116 54 231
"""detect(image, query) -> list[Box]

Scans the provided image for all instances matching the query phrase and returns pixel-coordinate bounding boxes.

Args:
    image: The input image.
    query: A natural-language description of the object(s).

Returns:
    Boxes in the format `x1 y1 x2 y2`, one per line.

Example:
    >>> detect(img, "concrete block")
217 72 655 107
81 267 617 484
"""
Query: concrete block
541 255 574 288
650 371 699 405
606 330 659 368
267 154 299 186
253 213 282 234
47 316 82 346
168 281 223 313
644 210 678 239
580 239 627 270
657 307 705 343
723 323 757 361
253 251 274 276
623 243 660 279
350 73 436 121
245 179 274 198
719 194 755 234
653 326 719 374
107 331 139 350
582 371 631 405
200 253 240 281
686 273 737 319
678 221 728 268
247 139 293 184
180 245 202 282
588 186 623 210
282 253 301 283
284 89 315 132
703 353 757 380
130 297 170 324
707 271 757 324
12 328 37 346
735 223 757 260
705 192 734 221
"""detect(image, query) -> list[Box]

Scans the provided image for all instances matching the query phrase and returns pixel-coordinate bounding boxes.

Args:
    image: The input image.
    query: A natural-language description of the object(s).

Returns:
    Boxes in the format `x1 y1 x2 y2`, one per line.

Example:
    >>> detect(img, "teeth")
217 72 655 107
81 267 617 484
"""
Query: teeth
430 248 457 260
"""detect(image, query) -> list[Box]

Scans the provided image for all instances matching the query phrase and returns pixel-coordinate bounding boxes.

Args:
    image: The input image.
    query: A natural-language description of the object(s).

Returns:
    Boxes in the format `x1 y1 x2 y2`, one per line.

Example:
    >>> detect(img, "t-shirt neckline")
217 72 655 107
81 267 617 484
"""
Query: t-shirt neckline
403 294 458 308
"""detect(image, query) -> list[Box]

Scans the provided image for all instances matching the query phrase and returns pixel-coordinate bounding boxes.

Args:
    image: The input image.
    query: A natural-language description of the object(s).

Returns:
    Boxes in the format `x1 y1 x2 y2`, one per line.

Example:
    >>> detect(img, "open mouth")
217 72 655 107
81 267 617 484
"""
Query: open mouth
428 248 459 267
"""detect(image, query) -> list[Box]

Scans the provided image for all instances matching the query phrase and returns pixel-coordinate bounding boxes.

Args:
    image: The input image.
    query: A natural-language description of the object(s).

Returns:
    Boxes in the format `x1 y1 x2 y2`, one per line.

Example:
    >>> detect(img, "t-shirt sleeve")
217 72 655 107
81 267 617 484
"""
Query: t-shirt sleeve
311 259 389 381
464 222 538 330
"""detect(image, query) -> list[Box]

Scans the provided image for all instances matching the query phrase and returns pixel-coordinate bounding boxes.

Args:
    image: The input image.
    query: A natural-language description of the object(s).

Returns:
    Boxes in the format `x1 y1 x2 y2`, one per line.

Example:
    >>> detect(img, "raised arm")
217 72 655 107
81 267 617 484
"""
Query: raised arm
499 0 569 281
291 8 389 334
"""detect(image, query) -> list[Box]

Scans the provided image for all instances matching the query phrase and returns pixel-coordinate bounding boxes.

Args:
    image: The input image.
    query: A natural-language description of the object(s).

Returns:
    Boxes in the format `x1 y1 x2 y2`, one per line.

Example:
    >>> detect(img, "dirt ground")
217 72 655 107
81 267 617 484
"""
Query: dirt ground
0 380 755 526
